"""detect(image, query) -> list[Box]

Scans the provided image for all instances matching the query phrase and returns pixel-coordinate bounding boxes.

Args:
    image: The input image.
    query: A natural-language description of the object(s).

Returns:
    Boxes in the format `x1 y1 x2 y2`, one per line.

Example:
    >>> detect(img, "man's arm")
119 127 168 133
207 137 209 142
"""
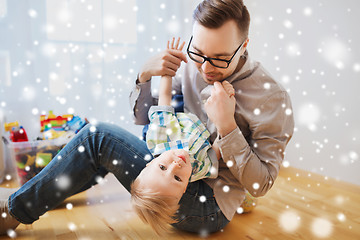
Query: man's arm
138 44 187 84
210 81 235 160
129 39 187 125
217 91 294 197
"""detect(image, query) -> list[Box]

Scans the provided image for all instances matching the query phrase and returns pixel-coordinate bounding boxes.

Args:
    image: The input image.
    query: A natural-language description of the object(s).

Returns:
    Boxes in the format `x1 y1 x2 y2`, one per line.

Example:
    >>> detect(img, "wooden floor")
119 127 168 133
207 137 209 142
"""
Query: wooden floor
1 166 359 240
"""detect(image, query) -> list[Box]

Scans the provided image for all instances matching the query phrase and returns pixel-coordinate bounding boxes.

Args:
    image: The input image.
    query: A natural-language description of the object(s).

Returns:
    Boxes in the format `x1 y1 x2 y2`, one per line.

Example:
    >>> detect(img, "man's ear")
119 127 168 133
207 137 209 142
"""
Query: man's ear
242 38 250 53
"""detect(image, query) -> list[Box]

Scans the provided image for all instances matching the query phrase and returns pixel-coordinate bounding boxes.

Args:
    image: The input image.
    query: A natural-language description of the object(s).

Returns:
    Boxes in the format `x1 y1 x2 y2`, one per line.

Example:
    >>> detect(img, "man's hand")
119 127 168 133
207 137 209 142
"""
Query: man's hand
204 81 237 137
212 137 222 160
138 42 188 83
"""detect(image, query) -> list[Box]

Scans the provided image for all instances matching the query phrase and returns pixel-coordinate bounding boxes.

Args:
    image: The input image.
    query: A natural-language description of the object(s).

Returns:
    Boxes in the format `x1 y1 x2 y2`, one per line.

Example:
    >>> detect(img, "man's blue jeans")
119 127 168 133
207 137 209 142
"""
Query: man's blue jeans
8 122 229 233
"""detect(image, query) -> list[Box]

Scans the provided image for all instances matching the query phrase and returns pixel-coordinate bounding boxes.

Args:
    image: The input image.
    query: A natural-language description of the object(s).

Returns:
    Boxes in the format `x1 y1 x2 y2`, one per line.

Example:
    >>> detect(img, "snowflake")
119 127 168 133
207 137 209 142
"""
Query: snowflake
252 182 260 190
253 108 261 115
279 211 301 232
7 229 17 239
237 207 244 214
68 222 77 231
66 203 73 210
222 185 230 193
56 175 71 190
144 154 152 161
337 213 346 222
78 145 85 152
282 161 290 168
303 7 313 16
28 9 37 18
311 218 333 238
89 125 97 132
226 160 234 168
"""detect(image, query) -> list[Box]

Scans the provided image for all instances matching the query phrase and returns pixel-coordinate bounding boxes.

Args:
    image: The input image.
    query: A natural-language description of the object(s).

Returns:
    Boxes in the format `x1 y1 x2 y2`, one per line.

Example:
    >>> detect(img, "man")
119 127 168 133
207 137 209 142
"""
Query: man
130 0 294 233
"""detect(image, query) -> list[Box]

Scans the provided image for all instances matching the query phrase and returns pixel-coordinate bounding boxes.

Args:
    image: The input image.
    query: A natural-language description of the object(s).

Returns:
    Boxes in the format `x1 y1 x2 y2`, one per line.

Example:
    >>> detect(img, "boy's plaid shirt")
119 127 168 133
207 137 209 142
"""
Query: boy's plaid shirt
146 106 218 182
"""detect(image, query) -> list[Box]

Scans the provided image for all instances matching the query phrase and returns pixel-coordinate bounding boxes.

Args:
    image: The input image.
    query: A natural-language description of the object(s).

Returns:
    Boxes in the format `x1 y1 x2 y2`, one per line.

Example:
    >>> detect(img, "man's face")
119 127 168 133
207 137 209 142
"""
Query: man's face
190 20 248 84
137 149 192 202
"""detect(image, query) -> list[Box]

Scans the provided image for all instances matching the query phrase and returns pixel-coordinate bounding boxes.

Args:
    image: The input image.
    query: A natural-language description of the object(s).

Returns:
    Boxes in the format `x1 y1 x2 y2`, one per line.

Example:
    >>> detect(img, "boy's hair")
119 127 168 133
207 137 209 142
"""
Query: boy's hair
130 178 180 235
193 0 251 38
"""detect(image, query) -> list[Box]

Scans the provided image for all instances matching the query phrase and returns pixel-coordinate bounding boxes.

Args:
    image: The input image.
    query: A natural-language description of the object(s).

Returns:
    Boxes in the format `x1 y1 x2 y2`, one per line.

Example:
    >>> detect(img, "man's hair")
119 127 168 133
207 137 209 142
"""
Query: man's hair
130 179 180 235
193 0 250 38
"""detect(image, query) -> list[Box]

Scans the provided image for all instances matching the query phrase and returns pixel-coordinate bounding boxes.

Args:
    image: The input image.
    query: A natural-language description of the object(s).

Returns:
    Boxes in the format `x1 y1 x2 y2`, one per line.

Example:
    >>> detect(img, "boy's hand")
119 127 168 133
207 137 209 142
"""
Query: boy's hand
139 37 187 83
158 37 186 106
167 37 186 52
222 80 235 98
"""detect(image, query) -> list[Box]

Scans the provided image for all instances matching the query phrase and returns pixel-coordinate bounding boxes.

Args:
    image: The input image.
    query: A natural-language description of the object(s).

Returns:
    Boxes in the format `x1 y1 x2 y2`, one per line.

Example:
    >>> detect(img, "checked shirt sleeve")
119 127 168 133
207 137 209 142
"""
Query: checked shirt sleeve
146 106 189 157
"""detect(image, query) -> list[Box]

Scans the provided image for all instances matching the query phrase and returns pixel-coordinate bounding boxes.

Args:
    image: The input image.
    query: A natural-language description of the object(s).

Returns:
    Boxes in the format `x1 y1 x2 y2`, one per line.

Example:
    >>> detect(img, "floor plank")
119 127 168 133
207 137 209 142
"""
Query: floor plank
1 166 359 239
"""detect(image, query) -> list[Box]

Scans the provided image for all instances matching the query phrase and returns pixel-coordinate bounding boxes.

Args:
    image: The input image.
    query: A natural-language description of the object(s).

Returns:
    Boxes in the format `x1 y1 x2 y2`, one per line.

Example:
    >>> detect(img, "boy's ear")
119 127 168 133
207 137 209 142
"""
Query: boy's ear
183 181 189 193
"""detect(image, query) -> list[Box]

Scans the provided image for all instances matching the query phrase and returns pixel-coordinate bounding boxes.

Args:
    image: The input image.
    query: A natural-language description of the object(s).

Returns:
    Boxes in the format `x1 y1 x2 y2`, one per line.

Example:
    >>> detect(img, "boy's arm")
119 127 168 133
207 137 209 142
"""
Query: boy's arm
158 37 185 106
158 75 172 106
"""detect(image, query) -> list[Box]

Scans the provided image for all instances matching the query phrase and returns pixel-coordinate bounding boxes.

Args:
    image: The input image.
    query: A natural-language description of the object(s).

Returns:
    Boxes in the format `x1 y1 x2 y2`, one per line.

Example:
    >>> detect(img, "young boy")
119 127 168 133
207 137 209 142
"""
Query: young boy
130 38 236 234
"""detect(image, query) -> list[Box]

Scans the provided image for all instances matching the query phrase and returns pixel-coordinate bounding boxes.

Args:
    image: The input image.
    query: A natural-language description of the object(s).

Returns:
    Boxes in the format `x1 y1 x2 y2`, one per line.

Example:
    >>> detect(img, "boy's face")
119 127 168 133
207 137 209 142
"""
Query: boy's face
137 149 192 202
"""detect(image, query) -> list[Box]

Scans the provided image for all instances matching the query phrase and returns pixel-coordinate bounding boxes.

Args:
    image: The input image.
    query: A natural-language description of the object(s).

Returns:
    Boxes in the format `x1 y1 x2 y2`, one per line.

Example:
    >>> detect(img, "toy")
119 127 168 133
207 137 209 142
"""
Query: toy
40 111 87 134
66 115 88 133
4 121 29 142
35 153 52 167
4 121 19 132
42 129 68 140
40 110 73 132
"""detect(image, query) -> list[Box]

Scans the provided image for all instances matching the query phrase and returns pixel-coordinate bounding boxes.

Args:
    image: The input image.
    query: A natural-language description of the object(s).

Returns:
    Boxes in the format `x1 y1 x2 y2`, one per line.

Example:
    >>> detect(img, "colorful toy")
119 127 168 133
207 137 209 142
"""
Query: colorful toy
35 153 52 167
66 115 88 133
42 129 68 140
4 121 29 142
40 110 73 132
40 111 87 134
4 121 19 132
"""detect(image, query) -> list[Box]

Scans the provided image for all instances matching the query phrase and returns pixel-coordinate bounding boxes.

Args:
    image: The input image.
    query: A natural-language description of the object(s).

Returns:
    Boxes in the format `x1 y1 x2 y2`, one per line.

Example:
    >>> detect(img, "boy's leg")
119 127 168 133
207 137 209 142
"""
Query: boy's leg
7 122 152 224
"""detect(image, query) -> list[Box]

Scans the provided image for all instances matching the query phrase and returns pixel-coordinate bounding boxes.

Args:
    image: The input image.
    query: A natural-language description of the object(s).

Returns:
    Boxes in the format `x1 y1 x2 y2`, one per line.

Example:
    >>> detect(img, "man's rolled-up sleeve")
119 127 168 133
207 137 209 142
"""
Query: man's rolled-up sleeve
129 79 154 125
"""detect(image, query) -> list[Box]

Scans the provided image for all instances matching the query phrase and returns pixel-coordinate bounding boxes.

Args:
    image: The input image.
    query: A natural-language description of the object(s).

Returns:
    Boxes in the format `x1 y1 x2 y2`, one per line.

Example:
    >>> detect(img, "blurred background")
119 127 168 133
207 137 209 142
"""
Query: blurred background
0 0 359 185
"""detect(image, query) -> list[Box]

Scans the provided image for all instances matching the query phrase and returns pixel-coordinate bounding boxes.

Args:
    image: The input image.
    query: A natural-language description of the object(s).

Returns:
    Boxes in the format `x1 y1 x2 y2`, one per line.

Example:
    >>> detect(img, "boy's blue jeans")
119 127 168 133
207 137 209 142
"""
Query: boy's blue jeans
8 122 229 233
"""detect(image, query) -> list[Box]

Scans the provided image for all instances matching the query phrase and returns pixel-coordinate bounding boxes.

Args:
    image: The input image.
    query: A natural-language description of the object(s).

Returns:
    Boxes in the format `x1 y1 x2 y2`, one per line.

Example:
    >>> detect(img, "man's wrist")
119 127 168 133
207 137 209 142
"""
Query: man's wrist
138 72 151 83
218 120 237 138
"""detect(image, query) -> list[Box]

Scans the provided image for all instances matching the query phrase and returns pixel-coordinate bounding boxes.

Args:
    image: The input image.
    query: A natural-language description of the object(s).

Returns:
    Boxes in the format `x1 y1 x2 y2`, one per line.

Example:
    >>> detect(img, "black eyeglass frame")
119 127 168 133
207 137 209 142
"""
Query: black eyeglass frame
186 36 245 69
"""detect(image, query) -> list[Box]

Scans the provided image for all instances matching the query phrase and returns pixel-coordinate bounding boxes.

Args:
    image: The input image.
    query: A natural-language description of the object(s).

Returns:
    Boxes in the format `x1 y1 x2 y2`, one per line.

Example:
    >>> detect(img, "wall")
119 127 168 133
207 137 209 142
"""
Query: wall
246 0 359 185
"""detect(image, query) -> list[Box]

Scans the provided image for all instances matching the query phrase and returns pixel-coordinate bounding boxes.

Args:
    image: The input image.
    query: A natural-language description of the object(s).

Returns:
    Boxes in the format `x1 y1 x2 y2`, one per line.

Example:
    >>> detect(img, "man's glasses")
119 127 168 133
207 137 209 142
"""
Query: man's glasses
186 36 245 69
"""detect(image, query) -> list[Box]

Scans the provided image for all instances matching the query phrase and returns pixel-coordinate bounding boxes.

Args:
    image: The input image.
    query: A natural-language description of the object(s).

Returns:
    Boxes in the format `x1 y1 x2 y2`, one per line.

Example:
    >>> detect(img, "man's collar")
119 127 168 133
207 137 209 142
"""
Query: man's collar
224 50 255 84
